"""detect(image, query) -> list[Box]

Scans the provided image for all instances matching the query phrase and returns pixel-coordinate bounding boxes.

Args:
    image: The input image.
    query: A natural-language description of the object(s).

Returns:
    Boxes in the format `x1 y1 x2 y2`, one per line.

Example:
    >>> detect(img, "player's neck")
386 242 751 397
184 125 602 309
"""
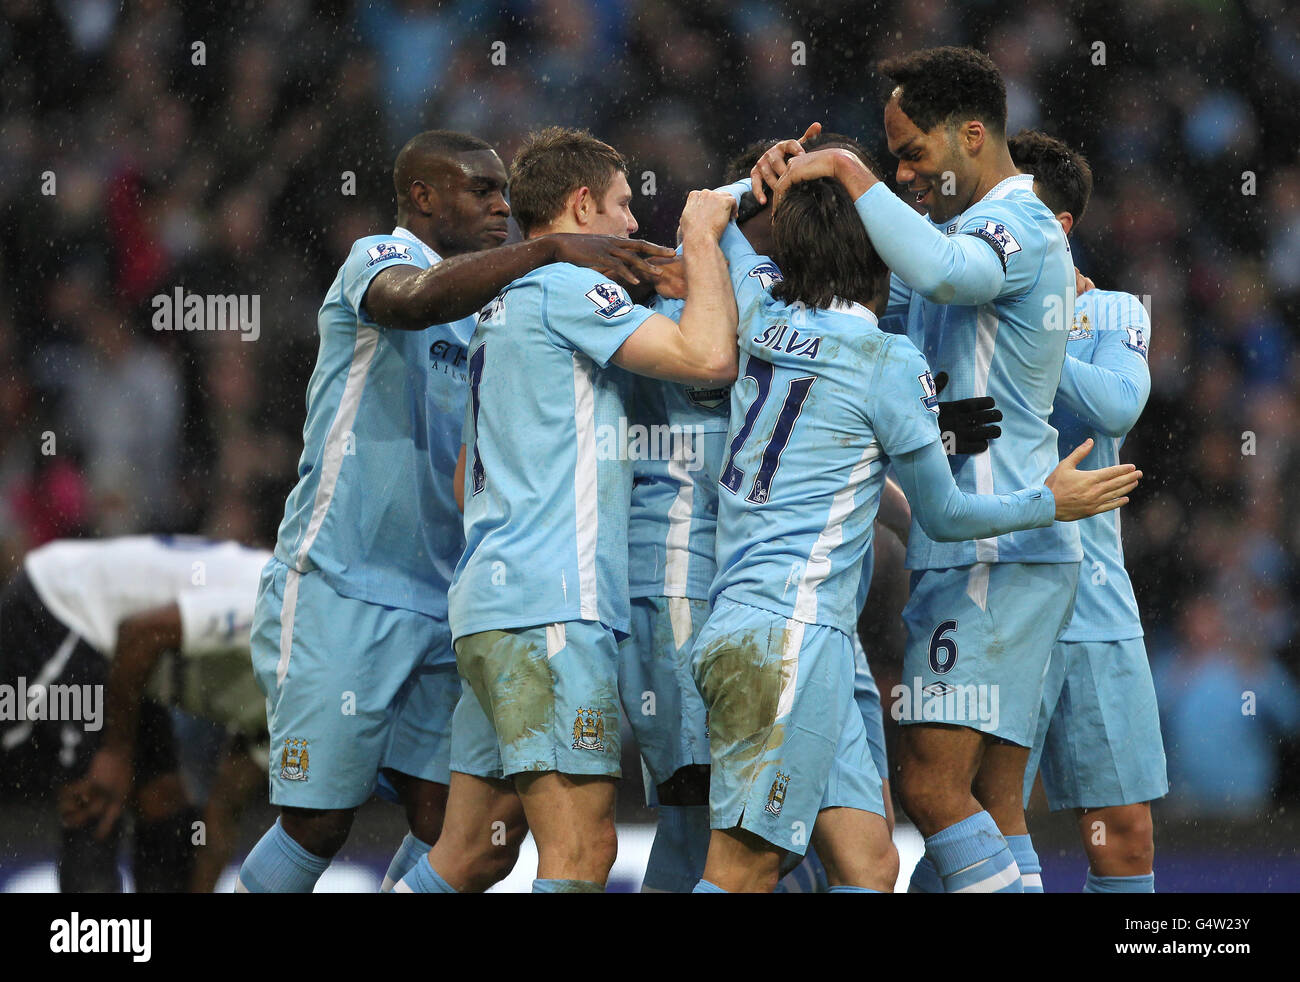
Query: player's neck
395 215 460 258
969 146 1020 206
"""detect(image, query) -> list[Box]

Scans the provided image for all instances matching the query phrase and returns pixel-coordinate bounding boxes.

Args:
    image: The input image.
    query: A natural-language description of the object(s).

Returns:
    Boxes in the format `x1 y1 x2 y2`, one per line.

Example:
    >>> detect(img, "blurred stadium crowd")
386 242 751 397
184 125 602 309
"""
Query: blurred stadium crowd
1 0 1297 819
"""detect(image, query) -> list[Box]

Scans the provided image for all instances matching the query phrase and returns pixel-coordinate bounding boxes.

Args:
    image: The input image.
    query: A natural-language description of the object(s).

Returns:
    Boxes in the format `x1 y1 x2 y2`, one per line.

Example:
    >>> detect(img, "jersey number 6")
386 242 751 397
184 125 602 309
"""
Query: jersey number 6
928 620 958 674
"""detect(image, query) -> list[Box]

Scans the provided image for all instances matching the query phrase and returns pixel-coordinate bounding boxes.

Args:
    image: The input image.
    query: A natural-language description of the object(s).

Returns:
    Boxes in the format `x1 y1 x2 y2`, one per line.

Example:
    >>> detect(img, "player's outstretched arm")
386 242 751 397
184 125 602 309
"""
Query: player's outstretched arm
612 190 739 386
365 235 676 329
892 437 1140 542
769 147 1005 306
59 604 183 840
1044 438 1143 520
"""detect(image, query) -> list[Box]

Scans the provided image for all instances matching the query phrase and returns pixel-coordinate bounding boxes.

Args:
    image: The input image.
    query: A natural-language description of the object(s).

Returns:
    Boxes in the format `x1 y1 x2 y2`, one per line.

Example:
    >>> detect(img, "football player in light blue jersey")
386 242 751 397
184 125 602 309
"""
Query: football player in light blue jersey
1010 130 1167 893
756 47 1110 893
691 157 1138 893
239 129 674 894
396 127 739 895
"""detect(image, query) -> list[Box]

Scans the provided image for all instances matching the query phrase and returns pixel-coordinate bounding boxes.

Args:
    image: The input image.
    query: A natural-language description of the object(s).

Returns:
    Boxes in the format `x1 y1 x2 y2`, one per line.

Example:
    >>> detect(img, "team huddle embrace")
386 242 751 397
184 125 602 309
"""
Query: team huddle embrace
237 44 1165 895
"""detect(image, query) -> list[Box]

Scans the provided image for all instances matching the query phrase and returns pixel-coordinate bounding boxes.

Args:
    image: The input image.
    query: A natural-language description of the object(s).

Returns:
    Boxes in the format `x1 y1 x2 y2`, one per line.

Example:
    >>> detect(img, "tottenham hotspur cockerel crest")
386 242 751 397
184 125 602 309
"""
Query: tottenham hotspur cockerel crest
572 708 606 751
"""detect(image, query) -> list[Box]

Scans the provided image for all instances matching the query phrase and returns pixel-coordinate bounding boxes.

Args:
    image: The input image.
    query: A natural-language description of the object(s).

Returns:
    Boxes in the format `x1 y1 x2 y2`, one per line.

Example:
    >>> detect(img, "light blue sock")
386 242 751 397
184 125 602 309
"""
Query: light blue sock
926 811 1022 893
642 805 710 892
1085 870 1155 893
776 849 829 893
532 878 602 893
381 833 435 892
1006 834 1043 893
393 853 457 893
829 885 881 893
692 878 728 893
907 853 944 893
235 819 331 893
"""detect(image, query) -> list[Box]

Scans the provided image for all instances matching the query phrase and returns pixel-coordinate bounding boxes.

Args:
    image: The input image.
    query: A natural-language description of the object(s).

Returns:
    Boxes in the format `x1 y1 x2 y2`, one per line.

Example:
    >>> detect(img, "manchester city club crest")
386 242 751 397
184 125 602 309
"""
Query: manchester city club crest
1068 312 1093 342
279 738 309 781
765 770 791 816
572 708 607 751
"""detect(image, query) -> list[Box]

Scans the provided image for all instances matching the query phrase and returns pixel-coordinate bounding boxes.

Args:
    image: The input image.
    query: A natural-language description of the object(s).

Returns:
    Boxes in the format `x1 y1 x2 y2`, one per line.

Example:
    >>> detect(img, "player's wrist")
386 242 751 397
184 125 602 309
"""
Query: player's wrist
833 151 877 196
532 234 562 265
680 227 721 249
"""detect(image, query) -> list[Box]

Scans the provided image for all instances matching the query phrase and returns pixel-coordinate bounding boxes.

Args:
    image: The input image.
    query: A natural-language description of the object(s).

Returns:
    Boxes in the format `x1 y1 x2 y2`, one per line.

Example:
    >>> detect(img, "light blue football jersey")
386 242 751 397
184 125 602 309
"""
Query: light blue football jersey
710 227 942 636
448 263 656 640
627 296 731 601
1052 289 1152 641
878 174 1082 569
274 227 475 617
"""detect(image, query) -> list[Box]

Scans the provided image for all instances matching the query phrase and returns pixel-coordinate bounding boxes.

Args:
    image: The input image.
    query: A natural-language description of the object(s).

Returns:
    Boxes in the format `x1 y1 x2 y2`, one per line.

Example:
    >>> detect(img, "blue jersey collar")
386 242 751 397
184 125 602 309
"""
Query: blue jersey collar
391 226 442 265
981 173 1035 201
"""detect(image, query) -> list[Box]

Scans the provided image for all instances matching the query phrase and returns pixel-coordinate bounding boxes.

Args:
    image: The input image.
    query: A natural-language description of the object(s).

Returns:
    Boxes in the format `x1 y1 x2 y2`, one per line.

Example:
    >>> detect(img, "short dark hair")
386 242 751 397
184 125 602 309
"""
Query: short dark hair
509 127 628 236
771 176 885 310
1008 129 1093 225
878 46 1007 134
393 129 493 199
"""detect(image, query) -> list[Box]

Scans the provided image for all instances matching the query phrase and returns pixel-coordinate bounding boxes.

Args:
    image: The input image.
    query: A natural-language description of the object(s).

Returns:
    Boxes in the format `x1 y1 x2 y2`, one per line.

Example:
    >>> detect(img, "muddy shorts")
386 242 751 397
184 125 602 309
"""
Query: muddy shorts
691 598 883 856
450 620 622 780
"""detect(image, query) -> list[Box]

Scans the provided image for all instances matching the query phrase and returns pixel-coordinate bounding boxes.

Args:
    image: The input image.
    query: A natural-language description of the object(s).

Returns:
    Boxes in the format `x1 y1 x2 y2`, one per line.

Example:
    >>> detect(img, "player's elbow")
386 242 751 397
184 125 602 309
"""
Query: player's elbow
916 520 964 543
1093 402 1143 438
911 506 964 542
679 346 737 386
918 275 958 305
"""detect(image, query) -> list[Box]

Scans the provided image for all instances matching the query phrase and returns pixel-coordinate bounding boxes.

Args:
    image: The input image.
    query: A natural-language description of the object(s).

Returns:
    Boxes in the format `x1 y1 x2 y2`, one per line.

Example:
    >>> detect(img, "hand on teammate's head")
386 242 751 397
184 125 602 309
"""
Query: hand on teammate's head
750 122 822 205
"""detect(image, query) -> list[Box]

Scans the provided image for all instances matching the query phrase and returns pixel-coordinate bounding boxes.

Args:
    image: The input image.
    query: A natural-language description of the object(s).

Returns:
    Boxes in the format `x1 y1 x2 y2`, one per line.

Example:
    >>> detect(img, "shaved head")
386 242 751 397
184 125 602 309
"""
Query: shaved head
390 129 510 256
393 129 494 203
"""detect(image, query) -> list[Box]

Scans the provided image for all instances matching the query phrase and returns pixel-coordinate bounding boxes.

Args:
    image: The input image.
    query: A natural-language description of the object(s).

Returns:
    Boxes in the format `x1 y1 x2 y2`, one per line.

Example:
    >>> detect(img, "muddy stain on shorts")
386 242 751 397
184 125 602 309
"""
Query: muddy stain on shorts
697 627 782 765
458 629 555 752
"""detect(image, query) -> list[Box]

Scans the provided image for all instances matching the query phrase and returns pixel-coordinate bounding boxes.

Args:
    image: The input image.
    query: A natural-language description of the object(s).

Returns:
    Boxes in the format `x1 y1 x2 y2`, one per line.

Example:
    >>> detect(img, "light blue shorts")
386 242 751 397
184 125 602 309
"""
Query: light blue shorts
618 596 711 791
852 633 889 786
1024 637 1169 810
900 562 1079 747
250 558 458 809
450 620 622 780
692 598 884 856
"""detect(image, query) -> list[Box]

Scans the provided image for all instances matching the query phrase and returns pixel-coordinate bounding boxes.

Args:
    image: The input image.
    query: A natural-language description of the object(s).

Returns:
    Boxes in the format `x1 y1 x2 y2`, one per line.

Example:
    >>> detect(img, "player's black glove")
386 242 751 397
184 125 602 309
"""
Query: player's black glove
935 371 1002 454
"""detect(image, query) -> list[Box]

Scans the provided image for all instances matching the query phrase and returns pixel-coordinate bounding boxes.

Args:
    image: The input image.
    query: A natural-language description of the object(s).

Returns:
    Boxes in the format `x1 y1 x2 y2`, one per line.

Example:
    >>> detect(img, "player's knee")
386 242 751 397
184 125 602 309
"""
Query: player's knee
896 768 946 825
280 807 355 859
869 840 901 890
1086 806 1154 868
586 817 619 873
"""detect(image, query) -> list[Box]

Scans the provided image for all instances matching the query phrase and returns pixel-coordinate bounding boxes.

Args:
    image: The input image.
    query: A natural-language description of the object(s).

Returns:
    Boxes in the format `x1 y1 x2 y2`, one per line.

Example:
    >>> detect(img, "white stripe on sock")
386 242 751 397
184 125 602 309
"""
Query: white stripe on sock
951 860 1021 893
